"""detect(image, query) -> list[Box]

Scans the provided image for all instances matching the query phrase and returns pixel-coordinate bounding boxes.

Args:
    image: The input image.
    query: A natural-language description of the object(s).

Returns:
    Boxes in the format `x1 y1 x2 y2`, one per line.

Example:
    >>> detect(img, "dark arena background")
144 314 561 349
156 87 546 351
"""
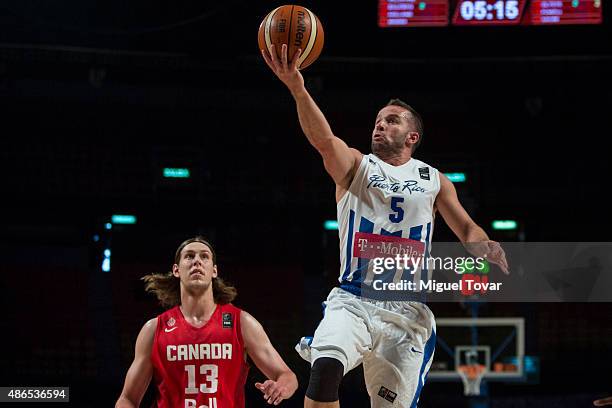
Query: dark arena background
1 1 611 407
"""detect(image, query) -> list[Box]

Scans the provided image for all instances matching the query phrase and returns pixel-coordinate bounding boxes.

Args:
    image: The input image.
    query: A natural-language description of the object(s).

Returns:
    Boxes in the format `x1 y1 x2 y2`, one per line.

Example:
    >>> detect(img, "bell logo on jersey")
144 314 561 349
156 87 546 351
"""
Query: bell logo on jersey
185 397 217 408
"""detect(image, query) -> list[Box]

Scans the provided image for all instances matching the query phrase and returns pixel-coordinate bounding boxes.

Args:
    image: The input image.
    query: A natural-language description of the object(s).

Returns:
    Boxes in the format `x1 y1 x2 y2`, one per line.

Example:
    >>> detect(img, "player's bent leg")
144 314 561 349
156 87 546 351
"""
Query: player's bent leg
362 301 437 407
305 357 344 407
298 289 373 407
363 328 436 407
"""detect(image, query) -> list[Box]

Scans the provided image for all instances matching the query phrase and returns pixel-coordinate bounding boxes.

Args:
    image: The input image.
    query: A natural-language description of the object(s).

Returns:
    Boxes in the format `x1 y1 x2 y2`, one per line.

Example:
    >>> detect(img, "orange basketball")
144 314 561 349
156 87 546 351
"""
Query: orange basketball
258 5 324 70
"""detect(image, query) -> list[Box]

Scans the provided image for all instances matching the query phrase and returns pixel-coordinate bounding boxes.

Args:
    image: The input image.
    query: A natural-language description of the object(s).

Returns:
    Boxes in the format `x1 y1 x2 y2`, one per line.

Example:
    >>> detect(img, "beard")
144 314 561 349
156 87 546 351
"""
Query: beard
371 134 407 158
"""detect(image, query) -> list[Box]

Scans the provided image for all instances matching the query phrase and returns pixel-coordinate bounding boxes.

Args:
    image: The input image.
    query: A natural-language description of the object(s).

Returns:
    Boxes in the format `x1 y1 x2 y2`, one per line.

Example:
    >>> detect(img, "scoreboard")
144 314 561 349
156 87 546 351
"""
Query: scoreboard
378 0 603 27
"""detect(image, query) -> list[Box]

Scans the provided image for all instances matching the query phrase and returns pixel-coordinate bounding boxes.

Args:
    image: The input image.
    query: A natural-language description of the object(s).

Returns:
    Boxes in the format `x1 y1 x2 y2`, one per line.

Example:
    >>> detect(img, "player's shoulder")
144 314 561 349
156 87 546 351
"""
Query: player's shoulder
220 303 247 329
239 310 267 343
156 305 180 317
220 302 243 314
149 306 182 331
237 309 261 329
135 317 159 346
363 152 376 163
412 158 441 185
411 157 438 171
142 317 159 332
347 148 365 173
350 148 364 161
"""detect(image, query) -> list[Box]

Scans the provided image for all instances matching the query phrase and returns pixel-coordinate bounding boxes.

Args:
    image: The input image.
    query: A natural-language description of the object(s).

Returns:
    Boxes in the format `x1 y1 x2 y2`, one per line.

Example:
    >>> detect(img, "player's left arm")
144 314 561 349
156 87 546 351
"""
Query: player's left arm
241 311 298 405
435 173 509 274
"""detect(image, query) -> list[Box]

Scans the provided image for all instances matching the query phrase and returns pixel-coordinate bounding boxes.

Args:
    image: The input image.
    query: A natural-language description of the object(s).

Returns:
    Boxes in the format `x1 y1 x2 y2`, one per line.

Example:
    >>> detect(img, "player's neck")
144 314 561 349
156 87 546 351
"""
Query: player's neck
180 290 216 324
376 151 412 166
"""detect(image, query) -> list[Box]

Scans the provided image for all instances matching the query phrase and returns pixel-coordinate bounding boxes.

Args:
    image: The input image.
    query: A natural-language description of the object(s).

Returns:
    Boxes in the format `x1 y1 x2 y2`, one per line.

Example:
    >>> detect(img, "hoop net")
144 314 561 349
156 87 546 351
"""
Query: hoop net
457 364 487 396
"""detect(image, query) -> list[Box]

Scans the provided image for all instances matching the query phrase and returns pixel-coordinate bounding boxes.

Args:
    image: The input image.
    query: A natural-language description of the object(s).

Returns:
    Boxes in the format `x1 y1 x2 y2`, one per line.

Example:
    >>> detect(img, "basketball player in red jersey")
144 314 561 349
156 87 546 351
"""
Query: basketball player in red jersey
115 237 298 407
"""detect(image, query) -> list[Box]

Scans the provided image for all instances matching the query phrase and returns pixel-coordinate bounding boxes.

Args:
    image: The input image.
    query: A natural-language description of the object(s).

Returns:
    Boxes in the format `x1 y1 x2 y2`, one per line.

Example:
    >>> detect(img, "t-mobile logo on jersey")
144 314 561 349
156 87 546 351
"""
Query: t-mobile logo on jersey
354 232 425 261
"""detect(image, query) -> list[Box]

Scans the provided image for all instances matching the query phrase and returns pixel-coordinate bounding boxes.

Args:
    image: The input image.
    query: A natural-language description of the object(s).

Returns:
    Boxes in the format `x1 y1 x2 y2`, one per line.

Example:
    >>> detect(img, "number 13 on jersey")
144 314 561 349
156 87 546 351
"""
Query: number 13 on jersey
185 364 218 408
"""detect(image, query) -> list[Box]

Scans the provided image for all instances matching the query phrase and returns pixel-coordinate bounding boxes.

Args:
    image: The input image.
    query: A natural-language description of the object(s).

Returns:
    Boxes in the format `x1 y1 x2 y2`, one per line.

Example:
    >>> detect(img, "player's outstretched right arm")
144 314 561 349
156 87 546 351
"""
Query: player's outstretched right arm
115 318 157 408
261 44 362 192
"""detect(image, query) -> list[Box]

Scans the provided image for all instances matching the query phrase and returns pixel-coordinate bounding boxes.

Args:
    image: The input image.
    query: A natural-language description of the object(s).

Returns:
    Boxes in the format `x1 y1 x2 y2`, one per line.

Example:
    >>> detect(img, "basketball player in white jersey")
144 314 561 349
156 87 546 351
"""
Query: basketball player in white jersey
261 44 509 408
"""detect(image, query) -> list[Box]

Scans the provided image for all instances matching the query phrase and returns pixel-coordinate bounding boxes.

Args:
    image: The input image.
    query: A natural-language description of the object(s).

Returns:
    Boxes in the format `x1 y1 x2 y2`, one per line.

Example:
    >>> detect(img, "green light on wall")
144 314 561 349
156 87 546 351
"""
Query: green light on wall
163 168 190 178
324 220 339 231
492 220 517 230
112 214 137 225
445 172 466 183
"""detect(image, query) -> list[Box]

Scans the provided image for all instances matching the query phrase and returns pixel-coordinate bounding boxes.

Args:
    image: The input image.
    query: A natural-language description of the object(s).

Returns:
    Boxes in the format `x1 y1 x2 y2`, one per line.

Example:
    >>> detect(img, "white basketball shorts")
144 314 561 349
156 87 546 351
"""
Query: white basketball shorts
296 287 436 407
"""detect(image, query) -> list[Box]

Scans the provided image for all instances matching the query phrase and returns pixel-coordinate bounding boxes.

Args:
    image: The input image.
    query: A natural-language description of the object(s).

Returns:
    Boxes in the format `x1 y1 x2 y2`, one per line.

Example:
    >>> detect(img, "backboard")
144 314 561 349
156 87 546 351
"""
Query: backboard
428 317 525 382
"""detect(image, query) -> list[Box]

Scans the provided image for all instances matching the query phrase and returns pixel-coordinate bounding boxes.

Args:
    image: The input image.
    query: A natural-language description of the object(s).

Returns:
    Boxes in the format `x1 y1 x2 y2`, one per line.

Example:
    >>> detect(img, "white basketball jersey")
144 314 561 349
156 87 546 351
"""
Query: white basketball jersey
337 154 441 298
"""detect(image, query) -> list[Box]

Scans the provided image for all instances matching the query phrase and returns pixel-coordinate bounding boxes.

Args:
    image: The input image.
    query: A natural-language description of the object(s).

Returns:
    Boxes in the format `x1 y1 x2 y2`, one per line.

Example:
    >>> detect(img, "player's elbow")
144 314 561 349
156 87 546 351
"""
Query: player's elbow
115 395 137 408
115 391 142 408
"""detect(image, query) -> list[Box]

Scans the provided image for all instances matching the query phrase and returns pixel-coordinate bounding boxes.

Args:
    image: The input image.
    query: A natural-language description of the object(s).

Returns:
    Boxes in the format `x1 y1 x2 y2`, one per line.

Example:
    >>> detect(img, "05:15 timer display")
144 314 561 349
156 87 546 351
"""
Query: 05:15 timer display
453 0 525 24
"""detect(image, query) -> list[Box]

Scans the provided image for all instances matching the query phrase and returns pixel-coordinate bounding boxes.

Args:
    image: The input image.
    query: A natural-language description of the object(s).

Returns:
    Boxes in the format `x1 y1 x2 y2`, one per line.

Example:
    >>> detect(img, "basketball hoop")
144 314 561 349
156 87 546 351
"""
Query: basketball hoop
457 364 487 396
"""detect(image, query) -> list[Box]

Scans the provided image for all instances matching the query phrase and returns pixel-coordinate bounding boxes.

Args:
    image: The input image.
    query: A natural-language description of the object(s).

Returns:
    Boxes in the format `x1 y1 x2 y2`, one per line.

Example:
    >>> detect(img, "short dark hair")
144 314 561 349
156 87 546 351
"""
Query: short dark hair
386 98 424 151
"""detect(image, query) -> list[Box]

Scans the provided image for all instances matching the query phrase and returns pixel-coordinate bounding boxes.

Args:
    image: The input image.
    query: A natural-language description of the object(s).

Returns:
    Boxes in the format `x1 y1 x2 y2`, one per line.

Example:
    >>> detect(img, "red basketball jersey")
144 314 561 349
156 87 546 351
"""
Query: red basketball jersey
151 304 249 408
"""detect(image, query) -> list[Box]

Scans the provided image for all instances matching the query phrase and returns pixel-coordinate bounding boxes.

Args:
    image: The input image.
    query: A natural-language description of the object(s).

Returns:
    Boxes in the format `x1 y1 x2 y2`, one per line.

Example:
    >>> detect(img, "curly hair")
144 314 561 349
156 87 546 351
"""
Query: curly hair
142 237 237 308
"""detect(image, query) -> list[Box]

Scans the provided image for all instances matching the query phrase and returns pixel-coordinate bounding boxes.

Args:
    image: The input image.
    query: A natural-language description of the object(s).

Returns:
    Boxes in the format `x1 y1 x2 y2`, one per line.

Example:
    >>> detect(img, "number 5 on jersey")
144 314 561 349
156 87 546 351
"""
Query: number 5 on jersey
389 196 404 223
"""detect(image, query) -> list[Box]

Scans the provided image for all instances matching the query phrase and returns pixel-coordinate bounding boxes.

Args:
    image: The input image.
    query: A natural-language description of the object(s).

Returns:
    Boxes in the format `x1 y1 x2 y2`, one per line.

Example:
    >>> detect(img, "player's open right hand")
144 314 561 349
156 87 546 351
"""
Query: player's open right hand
255 379 292 406
465 240 509 274
261 44 304 94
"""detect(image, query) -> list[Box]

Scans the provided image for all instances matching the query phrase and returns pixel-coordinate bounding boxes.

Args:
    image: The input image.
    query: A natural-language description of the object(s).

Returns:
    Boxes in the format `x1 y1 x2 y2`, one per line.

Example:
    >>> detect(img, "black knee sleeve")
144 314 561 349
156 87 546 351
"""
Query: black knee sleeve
306 357 344 403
